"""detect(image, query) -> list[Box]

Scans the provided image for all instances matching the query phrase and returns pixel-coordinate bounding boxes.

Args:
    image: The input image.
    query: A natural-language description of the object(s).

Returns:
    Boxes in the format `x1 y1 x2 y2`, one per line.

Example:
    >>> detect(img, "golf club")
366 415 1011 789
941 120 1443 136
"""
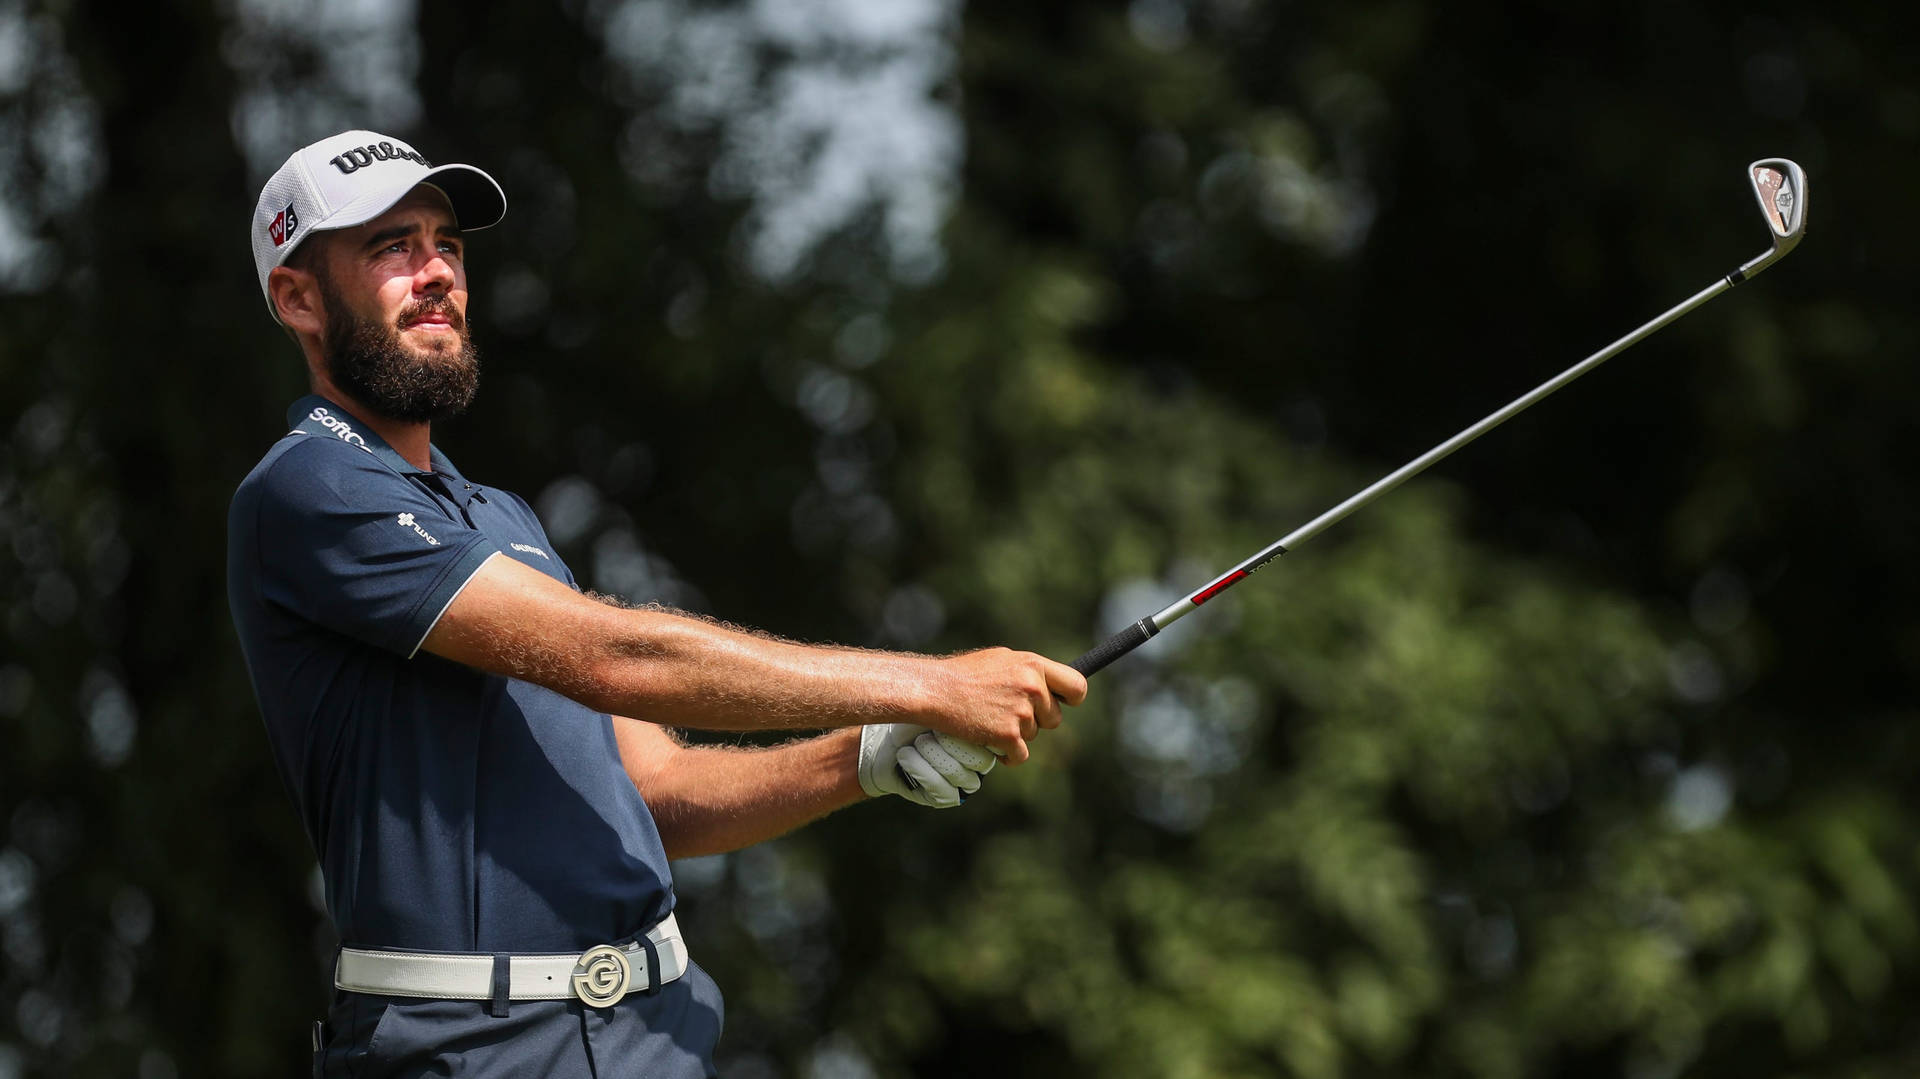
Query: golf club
1068 157 1808 677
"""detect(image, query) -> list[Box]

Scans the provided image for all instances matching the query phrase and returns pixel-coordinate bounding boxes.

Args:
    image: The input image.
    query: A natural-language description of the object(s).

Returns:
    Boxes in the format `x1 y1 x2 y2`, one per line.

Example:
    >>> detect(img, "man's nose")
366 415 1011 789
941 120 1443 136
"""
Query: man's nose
415 252 455 293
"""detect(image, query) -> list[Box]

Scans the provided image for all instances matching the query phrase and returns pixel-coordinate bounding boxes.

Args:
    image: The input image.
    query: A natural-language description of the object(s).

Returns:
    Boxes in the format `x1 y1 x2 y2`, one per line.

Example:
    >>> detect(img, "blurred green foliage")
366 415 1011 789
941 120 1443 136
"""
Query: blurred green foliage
1 0 1916 1076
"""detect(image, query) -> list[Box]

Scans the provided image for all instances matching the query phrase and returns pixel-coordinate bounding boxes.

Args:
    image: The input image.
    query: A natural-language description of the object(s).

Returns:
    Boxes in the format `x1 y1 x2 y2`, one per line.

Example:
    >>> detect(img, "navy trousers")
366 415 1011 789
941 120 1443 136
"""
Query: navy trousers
314 960 724 1077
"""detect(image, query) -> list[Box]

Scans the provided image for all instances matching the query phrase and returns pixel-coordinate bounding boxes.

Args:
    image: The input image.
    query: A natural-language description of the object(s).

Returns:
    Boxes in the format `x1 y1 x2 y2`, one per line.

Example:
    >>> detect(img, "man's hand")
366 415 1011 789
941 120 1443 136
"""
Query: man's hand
859 725 998 809
920 648 1089 764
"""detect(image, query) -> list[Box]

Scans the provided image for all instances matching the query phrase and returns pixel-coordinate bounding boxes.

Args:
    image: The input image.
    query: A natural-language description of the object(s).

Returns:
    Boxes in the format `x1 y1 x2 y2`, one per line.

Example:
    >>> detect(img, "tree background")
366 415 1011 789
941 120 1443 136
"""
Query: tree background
2 0 1915 1075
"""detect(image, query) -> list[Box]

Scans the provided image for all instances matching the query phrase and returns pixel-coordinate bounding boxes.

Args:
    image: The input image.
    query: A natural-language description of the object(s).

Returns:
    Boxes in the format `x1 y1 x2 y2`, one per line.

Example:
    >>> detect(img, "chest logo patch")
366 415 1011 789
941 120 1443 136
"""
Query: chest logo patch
396 512 441 546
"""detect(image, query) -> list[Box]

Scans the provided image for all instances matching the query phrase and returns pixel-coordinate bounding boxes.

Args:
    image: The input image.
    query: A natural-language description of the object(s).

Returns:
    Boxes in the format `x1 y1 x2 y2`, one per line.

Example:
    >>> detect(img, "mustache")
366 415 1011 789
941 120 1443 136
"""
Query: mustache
397 293 466 333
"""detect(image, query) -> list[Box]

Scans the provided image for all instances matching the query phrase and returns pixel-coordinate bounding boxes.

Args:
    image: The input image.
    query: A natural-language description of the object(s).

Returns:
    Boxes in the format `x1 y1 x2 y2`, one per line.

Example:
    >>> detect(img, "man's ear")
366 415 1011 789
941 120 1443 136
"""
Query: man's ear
268 262 326 338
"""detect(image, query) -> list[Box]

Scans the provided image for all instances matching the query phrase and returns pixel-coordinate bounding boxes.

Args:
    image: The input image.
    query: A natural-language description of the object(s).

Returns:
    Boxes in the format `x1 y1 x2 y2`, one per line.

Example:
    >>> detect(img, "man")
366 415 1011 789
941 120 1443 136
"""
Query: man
227 130 1087 1077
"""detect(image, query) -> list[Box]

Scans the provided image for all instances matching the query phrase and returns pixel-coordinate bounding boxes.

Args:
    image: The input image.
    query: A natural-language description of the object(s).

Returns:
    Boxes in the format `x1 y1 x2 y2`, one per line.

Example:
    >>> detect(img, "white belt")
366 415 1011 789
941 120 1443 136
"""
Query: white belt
335 913 688 1008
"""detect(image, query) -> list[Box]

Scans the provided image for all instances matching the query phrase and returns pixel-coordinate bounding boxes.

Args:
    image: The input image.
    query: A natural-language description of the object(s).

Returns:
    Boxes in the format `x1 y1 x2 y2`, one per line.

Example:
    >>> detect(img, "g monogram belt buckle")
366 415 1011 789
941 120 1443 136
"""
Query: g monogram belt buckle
571 944 638 1007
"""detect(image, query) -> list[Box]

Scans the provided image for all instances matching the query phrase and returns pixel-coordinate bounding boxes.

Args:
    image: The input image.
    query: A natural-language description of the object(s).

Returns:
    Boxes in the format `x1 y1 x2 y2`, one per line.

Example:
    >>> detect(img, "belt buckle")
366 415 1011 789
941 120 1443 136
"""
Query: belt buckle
571 944 634 1007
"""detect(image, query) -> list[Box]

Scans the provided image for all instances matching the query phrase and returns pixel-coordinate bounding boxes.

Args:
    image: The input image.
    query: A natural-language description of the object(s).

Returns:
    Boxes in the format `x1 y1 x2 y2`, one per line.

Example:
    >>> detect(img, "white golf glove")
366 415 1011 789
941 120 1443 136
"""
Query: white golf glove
858 724 998 809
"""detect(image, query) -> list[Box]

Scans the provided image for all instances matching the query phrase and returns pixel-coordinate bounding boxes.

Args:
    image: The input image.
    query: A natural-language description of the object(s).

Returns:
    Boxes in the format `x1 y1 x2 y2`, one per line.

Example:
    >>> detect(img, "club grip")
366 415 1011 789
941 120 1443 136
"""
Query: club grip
1070 618 1158 678
890 619 1159 788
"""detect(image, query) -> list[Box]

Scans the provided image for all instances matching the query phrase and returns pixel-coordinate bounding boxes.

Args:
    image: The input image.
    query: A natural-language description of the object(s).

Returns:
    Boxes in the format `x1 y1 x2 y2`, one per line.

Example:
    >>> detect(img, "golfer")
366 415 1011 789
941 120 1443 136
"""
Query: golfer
227 130 1087 1077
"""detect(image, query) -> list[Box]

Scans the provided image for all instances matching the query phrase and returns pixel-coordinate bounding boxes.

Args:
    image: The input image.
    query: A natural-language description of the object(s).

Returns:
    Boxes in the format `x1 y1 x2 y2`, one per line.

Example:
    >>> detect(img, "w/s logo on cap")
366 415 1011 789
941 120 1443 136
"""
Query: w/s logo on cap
269 203 299 247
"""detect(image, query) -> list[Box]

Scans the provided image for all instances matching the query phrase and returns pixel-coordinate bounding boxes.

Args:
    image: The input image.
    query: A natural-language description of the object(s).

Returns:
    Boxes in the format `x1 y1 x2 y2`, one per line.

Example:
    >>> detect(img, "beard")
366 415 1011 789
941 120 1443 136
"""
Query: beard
320 278 481 424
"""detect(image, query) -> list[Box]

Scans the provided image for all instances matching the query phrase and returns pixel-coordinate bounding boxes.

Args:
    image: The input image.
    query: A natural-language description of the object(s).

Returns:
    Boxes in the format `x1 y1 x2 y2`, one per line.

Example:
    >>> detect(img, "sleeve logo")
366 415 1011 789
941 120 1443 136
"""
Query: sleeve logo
396 512 440 546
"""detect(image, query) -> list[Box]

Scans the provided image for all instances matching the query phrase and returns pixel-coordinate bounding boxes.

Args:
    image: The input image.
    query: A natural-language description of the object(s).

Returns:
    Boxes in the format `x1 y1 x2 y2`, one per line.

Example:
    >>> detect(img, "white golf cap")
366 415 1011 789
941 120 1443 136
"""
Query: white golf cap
250 129 507 320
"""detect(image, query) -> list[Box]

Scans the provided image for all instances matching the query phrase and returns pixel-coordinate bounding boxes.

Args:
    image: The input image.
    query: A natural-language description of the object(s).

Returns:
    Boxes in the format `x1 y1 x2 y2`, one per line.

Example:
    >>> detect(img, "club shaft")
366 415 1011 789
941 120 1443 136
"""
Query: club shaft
1160 275 1731 626
1072 273 1737 676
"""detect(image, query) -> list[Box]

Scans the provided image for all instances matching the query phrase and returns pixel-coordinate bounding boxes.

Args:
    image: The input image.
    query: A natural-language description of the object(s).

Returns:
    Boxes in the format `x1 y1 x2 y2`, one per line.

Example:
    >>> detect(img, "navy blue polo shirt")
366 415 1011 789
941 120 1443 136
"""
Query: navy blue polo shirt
227 395 675 953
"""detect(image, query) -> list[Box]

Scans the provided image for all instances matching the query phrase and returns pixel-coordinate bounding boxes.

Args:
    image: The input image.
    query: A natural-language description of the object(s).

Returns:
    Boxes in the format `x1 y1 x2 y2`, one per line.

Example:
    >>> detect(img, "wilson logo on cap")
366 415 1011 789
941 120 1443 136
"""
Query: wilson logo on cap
268 203 299 247
328 141 431 175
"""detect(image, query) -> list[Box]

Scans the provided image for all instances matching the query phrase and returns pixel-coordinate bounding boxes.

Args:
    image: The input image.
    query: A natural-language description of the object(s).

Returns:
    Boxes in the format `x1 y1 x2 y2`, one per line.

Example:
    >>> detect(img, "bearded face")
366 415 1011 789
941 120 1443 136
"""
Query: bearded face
317 269 480 424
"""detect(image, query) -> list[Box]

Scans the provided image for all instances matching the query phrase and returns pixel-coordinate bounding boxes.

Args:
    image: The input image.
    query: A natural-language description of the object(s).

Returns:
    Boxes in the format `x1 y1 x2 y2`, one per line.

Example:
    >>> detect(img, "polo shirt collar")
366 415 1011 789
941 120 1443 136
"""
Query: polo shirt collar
287 394 447 480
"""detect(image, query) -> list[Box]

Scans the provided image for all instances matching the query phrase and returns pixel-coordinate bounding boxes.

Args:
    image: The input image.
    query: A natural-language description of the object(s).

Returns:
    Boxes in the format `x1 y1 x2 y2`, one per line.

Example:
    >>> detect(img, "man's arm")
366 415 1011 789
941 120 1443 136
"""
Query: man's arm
422 554 1087 762
613 718 865 860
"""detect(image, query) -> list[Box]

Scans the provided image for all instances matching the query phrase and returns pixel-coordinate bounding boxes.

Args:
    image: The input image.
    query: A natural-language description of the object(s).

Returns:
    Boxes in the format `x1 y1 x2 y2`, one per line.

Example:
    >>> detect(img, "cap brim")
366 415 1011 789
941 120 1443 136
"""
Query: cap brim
312 162 508 240
418 163 507 232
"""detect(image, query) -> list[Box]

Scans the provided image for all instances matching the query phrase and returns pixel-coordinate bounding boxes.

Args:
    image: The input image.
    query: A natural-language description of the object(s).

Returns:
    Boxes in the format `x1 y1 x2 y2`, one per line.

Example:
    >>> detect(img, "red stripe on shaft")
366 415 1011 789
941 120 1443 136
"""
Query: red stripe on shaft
1191 571 1248 606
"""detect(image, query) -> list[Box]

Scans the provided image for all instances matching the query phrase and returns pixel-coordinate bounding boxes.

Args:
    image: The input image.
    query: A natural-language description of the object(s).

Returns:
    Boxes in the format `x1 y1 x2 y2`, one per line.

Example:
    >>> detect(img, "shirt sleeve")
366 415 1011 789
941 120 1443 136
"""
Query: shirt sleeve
248 437 499 656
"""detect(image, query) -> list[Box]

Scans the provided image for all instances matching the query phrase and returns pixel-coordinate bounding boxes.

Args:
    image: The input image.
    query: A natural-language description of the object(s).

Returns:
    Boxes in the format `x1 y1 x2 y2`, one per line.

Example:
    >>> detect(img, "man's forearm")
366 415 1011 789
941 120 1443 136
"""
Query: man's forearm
587 609 940 732
617 721 866 860
424 554 1084 760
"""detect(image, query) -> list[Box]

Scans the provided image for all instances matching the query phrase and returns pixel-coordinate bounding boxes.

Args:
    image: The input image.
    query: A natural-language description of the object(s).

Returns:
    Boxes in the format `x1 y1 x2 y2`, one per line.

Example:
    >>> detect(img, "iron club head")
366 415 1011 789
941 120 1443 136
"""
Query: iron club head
1734 158 1808 280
